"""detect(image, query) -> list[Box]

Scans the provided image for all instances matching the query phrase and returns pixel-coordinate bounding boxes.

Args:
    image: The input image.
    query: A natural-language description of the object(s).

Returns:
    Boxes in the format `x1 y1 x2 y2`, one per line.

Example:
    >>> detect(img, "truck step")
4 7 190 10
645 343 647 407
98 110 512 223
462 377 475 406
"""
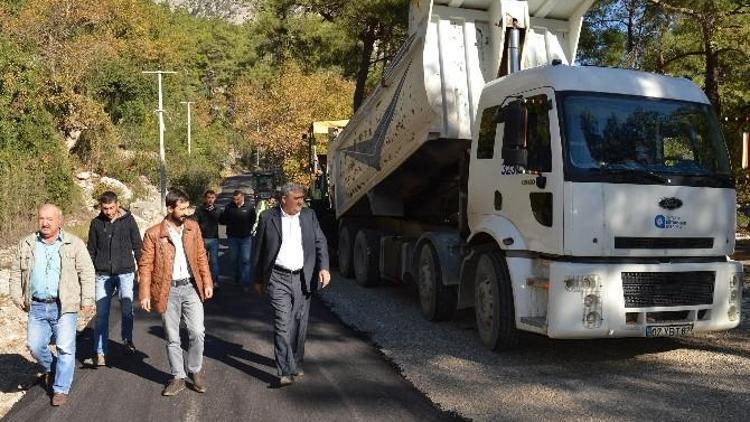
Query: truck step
520 316 547 328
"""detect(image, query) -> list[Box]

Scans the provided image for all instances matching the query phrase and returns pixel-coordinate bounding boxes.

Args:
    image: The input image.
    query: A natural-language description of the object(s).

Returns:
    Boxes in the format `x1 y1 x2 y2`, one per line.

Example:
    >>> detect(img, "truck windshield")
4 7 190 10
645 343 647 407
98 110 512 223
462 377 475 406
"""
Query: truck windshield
561 93 731 187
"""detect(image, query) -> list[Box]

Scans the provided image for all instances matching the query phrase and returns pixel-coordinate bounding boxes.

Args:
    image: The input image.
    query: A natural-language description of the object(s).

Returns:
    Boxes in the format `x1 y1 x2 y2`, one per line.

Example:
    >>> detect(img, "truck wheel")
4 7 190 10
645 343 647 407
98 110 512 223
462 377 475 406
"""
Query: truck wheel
474 250 519 351
353 229 380 287
417 242 456 321
338 224 356 278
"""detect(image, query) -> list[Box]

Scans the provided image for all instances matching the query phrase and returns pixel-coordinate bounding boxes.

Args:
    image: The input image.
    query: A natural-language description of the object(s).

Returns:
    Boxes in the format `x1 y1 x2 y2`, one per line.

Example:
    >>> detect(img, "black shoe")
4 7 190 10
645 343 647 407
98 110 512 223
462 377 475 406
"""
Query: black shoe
190 371 207 393
162 378 186 396
278 376 293 387
124 341 137 355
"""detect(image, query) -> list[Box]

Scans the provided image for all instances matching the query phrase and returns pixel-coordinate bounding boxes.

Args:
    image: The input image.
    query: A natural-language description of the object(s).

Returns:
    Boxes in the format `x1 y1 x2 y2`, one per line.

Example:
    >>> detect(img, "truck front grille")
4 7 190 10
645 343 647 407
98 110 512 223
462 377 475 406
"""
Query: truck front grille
621 271 715 308
614 237 714 249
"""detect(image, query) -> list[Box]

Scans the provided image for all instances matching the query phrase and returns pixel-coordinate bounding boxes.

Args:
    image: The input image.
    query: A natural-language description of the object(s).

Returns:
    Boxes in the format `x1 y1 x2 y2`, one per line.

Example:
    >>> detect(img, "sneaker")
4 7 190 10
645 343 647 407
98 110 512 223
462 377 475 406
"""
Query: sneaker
293 369 304 378
51 393 67 406
278 376 293 387
96 353 106 367
190 371 207 393
124 341 137 355
162 378 186 396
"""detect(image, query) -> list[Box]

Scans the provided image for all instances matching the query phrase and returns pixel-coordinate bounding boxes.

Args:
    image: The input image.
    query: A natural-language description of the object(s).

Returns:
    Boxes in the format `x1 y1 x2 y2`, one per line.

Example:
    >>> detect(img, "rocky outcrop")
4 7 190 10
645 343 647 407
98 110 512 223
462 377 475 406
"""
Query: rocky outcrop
155 0 255 24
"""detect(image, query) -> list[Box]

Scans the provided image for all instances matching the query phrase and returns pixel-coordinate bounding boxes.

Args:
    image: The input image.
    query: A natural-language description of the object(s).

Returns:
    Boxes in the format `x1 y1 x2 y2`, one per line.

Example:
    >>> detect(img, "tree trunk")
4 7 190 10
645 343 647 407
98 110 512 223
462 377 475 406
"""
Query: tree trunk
701 19 721 115
353 26 377 112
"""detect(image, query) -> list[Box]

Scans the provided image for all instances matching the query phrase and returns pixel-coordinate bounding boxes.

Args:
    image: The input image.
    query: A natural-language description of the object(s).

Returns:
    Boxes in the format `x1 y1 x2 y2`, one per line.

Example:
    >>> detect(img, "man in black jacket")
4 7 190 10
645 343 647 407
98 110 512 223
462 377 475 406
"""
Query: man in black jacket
194 190 222 289
219 190 256 290
253 183 330 386
87 191 142 366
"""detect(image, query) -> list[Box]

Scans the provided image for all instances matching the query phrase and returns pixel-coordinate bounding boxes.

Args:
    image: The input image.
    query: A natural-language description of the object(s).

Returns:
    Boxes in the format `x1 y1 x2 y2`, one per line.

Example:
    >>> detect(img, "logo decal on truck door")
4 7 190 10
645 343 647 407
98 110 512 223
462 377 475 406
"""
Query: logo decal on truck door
339 62 412 170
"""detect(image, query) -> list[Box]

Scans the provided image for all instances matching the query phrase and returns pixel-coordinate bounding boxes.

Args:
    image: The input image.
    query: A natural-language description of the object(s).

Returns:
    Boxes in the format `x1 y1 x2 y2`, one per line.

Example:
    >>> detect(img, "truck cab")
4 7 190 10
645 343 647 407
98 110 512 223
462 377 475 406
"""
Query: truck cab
467 64 740 346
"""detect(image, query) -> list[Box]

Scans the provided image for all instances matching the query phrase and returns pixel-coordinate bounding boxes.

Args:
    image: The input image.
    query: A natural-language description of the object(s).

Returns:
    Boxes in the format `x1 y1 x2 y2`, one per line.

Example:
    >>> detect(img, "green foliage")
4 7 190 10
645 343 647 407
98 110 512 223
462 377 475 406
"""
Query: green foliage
169 156 222 204
0 33 79 241
0 0 413 244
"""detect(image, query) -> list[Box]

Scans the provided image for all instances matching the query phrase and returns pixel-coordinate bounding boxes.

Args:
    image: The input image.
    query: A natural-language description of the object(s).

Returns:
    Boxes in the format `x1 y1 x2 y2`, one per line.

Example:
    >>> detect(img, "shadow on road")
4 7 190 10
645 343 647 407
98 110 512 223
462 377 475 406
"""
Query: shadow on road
146 324 278 386
0 354 39 393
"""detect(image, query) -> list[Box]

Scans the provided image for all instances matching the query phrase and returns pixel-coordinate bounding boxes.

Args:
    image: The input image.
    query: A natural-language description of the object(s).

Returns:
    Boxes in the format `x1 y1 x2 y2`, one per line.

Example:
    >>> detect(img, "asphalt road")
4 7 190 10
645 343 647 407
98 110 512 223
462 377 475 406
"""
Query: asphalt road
3 174 455 422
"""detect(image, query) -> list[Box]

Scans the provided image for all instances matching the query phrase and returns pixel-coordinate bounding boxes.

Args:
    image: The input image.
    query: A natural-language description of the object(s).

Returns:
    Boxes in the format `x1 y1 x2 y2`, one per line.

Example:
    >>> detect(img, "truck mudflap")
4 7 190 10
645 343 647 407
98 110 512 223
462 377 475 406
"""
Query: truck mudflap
508 259 742 339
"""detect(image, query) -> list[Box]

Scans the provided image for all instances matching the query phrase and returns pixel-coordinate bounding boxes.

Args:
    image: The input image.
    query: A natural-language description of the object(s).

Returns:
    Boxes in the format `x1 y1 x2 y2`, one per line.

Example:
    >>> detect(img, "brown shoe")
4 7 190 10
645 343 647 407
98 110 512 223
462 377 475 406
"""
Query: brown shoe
162 378 185 396
96 353 106 367
51 393 67 406
190 371 207 393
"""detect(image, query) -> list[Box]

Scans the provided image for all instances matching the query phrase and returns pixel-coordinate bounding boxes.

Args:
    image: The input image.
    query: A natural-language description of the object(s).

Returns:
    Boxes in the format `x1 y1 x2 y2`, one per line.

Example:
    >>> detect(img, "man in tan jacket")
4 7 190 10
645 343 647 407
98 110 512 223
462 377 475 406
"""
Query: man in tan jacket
10 204 95 406
138 188 213 396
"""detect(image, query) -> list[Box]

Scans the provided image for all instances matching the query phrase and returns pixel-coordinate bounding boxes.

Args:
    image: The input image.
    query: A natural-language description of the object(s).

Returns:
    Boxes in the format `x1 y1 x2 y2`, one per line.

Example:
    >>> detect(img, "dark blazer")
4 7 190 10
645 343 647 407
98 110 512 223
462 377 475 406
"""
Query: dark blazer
252 207 329 293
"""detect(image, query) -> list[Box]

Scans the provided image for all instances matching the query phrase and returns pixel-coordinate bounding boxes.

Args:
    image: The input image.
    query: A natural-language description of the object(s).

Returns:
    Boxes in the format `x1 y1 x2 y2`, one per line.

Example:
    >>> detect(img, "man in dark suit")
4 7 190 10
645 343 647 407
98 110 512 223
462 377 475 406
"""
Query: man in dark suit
253 183 330 386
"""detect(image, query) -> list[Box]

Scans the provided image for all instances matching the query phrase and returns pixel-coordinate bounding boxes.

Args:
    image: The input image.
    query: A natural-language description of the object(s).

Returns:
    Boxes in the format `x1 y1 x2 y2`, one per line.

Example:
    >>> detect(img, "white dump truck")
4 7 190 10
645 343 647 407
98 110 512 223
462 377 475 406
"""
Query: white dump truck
328 0 742 350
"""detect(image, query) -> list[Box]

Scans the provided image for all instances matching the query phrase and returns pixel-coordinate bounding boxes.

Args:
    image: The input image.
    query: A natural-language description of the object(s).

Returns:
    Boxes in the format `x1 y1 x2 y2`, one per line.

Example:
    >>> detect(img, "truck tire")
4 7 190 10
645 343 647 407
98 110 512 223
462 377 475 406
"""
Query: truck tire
417 242 456 321
474 250 519 351
353 229 380 287
338 224 356 278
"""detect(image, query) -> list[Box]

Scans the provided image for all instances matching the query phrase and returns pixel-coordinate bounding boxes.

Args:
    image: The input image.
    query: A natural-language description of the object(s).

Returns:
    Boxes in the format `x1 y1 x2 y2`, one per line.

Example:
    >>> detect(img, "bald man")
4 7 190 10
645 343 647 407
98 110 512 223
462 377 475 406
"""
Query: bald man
10 204 95 406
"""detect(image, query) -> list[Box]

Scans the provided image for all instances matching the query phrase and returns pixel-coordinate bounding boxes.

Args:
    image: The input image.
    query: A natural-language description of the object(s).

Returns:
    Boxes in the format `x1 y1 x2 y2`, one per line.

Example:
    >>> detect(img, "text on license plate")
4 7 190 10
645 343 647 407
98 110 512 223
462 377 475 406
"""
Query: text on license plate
646 324 693 337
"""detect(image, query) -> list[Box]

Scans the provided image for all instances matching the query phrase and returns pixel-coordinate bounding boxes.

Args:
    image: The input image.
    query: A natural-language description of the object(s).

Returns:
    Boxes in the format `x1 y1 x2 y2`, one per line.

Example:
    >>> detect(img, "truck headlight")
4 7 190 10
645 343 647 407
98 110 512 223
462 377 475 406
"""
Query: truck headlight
728 305 739 322
729 273 742 309
584 294 598 307
564 274 601 292
730 273 741 290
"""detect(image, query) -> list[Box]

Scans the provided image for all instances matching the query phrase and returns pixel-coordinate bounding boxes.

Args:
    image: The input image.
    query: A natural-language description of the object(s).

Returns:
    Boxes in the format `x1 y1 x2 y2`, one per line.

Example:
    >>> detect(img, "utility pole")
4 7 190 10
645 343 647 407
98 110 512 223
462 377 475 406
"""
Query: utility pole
180 101 194 155
142 70 177 205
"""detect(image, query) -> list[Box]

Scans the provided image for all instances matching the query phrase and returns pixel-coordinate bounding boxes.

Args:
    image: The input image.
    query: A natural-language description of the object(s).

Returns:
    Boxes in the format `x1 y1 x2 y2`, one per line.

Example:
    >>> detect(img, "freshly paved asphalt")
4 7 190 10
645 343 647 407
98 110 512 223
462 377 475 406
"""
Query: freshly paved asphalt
3 174 456 422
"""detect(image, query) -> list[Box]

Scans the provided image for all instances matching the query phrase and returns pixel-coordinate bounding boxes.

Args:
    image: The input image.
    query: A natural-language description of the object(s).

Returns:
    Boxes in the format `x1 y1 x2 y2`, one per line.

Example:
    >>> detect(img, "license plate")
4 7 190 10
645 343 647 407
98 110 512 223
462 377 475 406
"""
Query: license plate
646 324 693 337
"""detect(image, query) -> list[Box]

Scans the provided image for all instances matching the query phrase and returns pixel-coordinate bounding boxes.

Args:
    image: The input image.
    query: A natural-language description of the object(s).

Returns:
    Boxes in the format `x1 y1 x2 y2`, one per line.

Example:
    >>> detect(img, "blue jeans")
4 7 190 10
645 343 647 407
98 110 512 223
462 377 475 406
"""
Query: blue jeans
94 273 135 355
27 301 78 394
203 238 220 284
227 236 252 287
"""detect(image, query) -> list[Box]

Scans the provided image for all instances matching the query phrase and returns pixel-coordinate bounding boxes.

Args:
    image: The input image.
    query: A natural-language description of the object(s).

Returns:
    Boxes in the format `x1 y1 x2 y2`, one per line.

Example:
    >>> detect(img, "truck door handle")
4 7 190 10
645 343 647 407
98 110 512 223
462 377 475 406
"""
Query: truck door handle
494 191 502 210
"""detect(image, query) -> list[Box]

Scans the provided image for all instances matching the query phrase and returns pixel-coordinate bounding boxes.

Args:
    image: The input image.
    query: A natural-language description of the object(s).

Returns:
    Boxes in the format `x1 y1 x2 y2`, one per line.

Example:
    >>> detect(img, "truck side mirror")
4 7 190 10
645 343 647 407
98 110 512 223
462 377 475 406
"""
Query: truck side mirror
500 100 528 167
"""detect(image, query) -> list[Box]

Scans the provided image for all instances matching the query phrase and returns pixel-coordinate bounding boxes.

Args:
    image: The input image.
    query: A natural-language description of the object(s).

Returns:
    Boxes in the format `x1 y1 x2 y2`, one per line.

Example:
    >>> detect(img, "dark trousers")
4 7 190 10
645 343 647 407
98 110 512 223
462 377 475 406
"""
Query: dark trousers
268 268 310 377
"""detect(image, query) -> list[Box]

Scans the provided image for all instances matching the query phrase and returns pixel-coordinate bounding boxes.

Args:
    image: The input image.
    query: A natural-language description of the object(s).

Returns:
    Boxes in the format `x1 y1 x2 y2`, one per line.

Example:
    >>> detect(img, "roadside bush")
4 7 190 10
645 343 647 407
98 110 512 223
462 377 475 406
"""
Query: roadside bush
0 149 79 245
170 161 220 204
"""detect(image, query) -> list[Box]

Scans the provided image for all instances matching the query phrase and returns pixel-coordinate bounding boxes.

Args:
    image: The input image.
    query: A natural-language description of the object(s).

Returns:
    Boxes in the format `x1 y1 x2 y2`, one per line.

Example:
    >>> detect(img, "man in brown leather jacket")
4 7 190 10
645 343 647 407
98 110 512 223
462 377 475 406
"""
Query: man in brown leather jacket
138 188 213 397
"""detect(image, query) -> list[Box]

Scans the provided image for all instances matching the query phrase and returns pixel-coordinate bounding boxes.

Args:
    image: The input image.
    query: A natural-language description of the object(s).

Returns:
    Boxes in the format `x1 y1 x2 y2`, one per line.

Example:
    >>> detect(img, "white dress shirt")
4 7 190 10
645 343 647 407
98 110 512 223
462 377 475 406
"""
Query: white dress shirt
167 224 193 280
275 208 304 271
